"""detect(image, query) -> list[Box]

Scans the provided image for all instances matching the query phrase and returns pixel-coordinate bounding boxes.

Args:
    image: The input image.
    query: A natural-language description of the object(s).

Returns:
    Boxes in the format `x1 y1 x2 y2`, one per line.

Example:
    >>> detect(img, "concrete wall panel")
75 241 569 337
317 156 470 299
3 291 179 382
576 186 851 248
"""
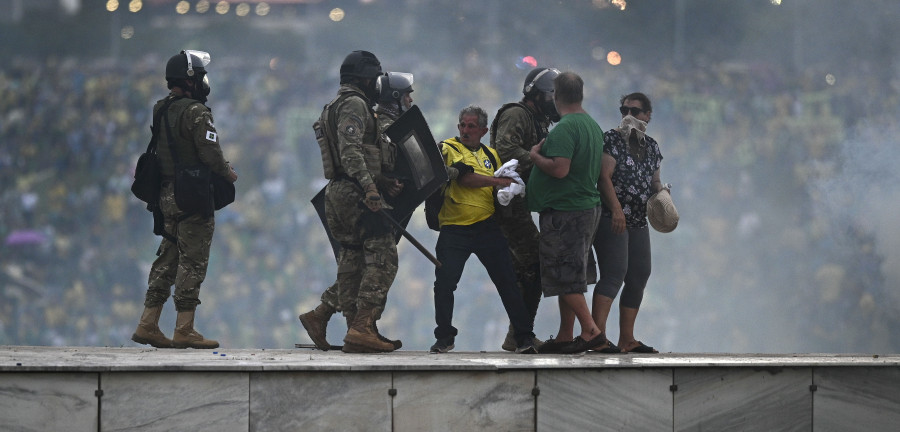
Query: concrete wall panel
813 366 900 431
250 371 392 432
674 367 811 432
101 371 249 432
537 368 671 432
0 372 98 431
392 371 535 432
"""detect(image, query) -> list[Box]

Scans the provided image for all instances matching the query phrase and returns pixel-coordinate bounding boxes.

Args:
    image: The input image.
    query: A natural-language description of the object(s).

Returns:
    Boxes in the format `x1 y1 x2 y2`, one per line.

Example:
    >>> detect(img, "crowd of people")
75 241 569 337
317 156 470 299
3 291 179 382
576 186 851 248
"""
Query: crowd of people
1 49 896 353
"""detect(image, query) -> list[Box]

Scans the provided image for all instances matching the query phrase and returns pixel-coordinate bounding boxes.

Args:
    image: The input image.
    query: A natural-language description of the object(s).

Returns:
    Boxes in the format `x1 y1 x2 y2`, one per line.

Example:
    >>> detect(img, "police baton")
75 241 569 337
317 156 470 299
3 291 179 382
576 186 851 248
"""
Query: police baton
378 210 442 268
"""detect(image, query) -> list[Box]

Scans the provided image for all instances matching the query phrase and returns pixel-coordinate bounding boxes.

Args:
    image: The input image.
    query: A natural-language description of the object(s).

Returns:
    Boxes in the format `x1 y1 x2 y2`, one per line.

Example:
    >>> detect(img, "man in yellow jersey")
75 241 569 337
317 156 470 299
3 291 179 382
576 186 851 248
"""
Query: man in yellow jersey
429 105 537 354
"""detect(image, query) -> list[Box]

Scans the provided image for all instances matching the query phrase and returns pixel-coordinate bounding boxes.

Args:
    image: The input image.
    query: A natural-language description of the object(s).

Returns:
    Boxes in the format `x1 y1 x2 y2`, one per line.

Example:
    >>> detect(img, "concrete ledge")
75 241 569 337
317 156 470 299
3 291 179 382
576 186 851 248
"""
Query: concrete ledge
3 345 898 372
2 346 900 431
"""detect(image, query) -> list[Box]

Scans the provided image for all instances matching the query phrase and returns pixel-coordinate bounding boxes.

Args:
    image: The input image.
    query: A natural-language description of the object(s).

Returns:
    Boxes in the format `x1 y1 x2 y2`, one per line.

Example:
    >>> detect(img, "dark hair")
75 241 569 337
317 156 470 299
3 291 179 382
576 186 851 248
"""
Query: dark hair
620 92 652 113
553 71 583 105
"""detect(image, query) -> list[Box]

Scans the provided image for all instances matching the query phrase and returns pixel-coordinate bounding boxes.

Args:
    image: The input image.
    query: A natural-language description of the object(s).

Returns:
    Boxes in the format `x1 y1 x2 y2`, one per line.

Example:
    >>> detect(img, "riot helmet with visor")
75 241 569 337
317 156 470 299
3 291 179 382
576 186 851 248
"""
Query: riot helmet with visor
376 72 414 113
523 67 561 122
166 50 212 103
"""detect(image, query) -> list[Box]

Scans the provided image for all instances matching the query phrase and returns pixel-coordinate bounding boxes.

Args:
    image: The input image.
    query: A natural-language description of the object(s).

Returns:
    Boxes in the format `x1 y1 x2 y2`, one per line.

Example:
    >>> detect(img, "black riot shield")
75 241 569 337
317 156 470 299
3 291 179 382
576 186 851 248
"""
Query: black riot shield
311 105 447 260
381 105 448 221
310 187 342 260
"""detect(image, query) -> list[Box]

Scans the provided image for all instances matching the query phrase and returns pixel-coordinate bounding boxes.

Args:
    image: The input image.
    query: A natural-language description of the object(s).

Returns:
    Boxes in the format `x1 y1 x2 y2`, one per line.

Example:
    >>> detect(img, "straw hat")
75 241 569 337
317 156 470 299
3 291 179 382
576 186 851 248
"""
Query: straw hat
647 189 679 233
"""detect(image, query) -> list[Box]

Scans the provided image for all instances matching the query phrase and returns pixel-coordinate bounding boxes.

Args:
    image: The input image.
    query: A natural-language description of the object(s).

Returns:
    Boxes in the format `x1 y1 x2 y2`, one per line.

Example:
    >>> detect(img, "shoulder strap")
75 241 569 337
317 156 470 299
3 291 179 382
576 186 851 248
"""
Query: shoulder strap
490 102 541 145
160 97 187 166
441 139 464 154
480 144 498 171
146 98 176 154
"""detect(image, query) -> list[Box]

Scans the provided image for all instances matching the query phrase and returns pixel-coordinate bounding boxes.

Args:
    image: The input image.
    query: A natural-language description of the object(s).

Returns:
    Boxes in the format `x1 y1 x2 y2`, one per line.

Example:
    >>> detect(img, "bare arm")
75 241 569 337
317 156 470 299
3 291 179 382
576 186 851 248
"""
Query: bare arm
598 152 626 234
529 139 571 179
650 168 664 193
457 172 514 189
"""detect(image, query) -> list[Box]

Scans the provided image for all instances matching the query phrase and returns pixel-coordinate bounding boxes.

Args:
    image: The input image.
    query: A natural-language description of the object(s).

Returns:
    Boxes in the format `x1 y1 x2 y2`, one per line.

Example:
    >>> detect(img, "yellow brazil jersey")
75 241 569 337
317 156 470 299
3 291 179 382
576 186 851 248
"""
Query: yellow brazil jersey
438 137 500 227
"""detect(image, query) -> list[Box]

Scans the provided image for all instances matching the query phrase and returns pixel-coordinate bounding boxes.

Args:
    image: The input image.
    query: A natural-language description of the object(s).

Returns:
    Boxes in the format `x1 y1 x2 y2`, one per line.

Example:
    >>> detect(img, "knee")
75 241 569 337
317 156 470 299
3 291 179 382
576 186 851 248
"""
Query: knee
594 279 624 299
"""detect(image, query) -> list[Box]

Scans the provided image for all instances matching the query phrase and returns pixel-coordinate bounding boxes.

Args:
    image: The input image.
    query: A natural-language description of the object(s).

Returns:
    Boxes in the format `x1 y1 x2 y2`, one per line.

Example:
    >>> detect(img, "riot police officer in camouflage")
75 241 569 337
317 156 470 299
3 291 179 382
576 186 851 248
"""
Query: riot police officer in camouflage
491 67 561 351
131 50 238 349
302 70 413 352
299 50 401 353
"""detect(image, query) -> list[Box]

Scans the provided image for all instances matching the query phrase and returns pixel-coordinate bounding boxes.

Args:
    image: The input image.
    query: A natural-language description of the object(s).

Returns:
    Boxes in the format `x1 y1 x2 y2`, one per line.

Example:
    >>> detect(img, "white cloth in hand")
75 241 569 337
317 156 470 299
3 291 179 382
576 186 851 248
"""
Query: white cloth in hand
494 159 526 206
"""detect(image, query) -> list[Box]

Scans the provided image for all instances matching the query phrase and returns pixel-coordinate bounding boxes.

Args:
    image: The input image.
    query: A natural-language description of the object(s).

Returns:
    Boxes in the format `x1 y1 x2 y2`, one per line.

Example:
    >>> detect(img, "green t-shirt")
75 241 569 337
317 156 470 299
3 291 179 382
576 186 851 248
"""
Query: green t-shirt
526 112 604 212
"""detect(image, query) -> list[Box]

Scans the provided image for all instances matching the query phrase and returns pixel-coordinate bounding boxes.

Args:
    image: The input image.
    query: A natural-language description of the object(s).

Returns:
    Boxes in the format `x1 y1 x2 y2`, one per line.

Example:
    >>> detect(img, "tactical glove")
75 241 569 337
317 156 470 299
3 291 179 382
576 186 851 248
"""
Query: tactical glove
363 184 383 212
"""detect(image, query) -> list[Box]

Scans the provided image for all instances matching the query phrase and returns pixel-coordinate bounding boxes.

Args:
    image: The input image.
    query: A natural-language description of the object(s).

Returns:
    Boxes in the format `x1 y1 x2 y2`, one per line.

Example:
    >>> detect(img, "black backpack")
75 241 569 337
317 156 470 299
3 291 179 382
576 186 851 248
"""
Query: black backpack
424 140 497 231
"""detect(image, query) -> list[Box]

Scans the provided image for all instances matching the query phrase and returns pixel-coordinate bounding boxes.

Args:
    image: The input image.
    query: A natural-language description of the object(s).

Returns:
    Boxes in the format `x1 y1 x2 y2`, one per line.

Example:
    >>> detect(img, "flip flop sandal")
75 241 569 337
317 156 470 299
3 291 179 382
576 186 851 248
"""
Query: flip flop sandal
592 342 623 354
626 341 658 353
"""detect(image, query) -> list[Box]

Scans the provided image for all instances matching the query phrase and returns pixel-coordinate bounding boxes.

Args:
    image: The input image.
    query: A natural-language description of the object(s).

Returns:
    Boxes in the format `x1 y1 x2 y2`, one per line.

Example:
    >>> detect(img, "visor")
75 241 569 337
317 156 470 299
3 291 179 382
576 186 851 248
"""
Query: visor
184 50 211 77
387 72 414 92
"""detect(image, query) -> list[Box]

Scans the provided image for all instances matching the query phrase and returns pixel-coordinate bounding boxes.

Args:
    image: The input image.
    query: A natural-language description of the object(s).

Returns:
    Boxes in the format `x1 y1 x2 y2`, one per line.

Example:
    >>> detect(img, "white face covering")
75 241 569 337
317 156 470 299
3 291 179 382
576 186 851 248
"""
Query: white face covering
618 114 647 140
618 114 649 159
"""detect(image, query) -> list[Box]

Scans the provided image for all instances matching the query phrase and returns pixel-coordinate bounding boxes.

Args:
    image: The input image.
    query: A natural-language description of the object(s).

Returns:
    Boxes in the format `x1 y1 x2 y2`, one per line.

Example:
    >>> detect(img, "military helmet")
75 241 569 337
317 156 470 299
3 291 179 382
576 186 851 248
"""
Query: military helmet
166 50 210 81
523 67 560 96
340 50 383 81
376 72 414 102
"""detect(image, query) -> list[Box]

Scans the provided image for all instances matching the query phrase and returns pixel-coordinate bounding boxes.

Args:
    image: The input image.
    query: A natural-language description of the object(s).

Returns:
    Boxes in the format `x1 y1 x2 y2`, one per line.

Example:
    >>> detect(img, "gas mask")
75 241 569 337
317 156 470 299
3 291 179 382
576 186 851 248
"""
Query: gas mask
185 50 211 102
540 91 561 123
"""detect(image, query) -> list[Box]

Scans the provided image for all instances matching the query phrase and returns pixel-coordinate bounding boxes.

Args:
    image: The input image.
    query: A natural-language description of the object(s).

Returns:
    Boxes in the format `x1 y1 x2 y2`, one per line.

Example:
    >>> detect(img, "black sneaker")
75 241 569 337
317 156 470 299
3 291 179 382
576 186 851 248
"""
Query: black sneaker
430 337 455 353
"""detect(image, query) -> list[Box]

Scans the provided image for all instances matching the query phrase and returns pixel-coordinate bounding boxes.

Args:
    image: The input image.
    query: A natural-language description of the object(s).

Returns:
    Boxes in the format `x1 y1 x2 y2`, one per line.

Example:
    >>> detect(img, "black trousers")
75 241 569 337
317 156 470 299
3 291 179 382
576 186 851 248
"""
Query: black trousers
433 217 535 344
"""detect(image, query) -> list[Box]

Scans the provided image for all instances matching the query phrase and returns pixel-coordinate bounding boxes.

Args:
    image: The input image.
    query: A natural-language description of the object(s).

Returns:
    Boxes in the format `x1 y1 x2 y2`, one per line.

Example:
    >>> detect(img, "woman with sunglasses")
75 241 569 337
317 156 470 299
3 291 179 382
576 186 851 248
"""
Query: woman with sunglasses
593 92 665 354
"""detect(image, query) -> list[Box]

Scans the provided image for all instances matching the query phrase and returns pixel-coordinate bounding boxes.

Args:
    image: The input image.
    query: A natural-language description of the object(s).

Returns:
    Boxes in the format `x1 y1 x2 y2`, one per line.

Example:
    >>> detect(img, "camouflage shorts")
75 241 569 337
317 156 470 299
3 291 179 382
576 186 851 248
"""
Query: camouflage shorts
538 205 601 297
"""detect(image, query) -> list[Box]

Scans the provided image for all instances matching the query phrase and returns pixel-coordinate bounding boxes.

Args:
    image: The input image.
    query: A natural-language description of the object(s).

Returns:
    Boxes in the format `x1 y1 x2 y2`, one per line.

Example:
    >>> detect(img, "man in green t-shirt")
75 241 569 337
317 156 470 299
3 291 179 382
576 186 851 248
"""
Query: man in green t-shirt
526 71 613 354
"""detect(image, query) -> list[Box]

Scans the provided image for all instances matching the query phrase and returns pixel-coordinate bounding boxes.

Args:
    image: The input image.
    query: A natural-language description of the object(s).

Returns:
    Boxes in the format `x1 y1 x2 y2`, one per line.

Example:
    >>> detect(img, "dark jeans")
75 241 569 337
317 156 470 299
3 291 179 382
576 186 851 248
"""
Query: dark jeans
433 218 535 344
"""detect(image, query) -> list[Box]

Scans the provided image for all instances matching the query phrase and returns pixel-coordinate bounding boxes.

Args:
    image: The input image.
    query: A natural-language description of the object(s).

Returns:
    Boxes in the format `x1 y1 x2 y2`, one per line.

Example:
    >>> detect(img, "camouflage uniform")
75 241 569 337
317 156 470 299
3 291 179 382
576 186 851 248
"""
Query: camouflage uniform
490 102 550 321
319 96 402 320
320 84 398 318
145 94 231 312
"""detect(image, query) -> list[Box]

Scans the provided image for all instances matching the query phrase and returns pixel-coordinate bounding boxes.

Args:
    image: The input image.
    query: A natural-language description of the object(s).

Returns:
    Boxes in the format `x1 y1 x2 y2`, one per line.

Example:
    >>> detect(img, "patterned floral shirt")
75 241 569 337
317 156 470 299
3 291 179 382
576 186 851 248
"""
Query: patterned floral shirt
601 129 663 228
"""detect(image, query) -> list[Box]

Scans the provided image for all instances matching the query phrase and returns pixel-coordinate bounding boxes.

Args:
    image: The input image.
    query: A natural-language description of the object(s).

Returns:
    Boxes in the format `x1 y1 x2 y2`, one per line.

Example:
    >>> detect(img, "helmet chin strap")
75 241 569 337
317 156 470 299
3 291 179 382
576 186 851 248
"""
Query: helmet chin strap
364 80 379 106
186 51 195 76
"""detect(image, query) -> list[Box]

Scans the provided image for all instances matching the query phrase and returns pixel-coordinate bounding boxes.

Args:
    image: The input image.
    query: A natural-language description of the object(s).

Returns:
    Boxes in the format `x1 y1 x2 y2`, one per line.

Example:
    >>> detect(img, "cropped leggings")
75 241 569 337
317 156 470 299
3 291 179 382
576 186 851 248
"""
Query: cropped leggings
592 216 651 309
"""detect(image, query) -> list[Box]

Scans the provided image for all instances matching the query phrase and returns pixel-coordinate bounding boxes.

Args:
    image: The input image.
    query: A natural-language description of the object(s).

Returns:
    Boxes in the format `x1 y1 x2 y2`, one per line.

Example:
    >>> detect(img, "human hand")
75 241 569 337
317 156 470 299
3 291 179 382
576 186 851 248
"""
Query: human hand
529 138 545 158
227 164 238 182
611 210 626 234
363 184 383 212
378 177 404 197
497 177 515 188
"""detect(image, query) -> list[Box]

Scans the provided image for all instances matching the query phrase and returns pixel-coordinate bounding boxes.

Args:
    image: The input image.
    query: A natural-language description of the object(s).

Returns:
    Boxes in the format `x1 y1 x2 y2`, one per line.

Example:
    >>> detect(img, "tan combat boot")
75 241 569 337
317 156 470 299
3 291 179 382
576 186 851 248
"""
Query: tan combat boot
131 305 173 348
342 308 394 353
342 313 402 352
374 321 402 350
172 310 219 349
298 303 336 350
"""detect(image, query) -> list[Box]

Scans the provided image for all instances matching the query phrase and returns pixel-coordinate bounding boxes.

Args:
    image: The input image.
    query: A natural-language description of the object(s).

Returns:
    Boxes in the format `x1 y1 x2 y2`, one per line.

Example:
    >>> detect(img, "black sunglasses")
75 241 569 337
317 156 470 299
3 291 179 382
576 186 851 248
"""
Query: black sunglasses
619 106 645 116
